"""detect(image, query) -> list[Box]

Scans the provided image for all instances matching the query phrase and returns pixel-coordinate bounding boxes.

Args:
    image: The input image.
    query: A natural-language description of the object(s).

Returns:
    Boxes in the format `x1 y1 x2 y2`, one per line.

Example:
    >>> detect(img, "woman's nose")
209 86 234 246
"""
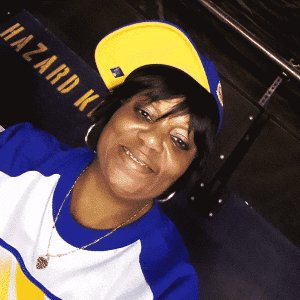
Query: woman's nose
137 123 164 152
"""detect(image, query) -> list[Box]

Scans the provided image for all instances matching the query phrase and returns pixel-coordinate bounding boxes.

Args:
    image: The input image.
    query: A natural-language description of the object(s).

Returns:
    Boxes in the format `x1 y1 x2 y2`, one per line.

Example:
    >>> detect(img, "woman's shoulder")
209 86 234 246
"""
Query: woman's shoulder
0 122 90 176
141 204 190 254
0 122 65 150
138 205 199 299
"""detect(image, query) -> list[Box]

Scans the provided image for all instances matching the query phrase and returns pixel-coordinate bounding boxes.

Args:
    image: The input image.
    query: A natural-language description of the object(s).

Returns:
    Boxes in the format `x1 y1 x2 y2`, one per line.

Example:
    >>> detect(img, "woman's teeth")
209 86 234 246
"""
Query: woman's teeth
123 147 148 168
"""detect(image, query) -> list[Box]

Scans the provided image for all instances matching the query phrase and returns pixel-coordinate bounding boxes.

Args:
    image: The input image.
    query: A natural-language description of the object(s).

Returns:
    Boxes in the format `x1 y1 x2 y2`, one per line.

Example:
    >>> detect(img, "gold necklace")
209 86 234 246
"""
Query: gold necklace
36 166 150 269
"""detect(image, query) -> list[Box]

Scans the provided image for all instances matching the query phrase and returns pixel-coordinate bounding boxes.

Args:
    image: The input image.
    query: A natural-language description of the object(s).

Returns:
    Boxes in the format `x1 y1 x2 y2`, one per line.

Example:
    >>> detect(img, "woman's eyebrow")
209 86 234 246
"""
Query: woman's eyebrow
156 103 189 120
161 113 193 135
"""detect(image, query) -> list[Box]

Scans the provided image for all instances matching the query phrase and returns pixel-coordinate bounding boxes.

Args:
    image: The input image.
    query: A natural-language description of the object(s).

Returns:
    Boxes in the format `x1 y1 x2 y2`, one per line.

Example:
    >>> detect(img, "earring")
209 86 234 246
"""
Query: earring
157 191 176 203
85 123 97 151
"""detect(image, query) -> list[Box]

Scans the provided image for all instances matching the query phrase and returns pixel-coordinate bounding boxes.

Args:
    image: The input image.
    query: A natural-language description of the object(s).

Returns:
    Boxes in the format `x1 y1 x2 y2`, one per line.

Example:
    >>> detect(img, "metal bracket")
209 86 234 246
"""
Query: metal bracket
258 58 298 108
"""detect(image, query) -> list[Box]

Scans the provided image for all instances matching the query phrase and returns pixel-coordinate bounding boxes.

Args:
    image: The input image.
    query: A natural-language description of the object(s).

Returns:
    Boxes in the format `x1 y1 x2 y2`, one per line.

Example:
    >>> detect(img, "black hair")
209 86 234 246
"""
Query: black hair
89 64 220 198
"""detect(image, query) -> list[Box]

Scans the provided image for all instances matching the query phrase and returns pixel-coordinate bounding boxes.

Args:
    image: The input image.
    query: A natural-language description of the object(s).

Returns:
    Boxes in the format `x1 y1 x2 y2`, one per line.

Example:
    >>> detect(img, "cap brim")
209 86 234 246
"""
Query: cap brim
95 21 210 92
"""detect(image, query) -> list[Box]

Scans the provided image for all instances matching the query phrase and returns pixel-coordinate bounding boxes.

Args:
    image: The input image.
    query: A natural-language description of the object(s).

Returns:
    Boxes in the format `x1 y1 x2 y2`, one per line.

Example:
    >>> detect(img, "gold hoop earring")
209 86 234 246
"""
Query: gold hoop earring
157 191 176 203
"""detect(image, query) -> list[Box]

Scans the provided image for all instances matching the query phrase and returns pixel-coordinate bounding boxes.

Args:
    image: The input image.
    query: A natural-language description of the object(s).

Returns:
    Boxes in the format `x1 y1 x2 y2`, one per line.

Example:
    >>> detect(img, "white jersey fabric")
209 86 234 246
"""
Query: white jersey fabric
0 123 199 300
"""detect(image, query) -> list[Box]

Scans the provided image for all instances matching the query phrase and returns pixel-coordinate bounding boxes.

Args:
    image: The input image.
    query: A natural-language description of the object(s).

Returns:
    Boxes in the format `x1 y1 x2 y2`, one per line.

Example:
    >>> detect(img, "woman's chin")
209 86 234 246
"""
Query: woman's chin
107 174 161 203
108 180 147 201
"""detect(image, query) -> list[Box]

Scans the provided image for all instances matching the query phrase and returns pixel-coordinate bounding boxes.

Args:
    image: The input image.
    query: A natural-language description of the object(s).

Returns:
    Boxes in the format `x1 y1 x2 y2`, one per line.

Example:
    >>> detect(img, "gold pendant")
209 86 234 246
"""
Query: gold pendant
36 256 49 269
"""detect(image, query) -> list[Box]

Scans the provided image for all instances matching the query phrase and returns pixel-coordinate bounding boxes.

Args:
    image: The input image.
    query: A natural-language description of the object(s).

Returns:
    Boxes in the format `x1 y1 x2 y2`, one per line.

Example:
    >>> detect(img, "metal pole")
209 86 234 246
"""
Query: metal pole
196 0 300 82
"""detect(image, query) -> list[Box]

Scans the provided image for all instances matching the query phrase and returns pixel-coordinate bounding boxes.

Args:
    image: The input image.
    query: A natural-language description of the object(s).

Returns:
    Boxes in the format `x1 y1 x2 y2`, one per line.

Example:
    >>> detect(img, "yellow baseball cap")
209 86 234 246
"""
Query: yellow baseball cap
95 21 223 129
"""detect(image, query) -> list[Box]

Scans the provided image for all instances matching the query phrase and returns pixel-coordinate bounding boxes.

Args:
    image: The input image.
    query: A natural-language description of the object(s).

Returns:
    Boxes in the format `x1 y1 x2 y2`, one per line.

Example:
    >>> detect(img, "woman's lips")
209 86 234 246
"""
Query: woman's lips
121 146 154 172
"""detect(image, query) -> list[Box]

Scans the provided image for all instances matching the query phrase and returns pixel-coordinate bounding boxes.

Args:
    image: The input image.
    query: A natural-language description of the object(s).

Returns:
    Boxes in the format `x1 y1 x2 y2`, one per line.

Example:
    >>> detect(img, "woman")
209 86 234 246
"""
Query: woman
0 22 222 299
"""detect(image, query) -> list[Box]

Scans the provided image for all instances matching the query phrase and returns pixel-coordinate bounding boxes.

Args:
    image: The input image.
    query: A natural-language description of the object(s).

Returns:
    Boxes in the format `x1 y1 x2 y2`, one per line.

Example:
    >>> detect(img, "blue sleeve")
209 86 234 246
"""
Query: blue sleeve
157 262 199 300
140 217 199 299
0 122 71 176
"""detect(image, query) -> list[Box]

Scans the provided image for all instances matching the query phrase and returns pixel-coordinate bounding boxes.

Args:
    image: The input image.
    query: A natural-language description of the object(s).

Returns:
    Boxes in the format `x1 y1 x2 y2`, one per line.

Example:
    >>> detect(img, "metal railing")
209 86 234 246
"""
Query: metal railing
196 0 300 82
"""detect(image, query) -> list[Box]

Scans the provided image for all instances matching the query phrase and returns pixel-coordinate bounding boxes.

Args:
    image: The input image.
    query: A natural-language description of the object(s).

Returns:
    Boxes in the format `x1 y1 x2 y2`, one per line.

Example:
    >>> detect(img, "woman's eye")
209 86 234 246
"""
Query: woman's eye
171 136 189 151
135 107 152 122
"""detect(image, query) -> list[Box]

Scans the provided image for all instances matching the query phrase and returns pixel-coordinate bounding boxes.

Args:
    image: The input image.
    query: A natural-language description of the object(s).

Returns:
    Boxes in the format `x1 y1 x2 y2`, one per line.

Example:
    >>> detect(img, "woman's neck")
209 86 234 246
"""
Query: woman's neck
70 160 152 230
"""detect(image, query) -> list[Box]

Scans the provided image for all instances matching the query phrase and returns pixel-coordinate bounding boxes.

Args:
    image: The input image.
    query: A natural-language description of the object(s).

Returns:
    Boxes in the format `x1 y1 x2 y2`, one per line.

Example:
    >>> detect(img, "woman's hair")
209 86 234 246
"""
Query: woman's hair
89 64 220 198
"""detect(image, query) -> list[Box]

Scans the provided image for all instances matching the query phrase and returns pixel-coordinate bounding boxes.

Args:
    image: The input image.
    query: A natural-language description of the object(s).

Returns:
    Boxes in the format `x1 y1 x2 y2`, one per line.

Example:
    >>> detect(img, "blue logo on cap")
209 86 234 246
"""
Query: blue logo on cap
110 67 124 78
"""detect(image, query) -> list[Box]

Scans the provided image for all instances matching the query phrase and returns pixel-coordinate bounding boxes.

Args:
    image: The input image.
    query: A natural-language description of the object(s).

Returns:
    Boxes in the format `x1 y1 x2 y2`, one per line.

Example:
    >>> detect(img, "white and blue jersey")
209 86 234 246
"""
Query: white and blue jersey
0 123 199 299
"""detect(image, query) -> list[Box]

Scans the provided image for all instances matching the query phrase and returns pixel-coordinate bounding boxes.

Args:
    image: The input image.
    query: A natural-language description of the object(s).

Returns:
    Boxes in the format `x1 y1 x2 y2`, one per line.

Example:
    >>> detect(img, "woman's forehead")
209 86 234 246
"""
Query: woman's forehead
133 94 184 112
151 97 185 111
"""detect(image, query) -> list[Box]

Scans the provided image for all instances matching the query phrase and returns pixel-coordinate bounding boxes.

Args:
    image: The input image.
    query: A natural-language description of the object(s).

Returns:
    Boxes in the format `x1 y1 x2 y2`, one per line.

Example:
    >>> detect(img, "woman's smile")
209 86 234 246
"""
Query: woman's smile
121 145 154 173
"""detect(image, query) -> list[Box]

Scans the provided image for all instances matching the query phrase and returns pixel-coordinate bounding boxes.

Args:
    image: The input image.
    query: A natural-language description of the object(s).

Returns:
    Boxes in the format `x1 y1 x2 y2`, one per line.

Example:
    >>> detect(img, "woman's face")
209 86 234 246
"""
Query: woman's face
96 94 197 202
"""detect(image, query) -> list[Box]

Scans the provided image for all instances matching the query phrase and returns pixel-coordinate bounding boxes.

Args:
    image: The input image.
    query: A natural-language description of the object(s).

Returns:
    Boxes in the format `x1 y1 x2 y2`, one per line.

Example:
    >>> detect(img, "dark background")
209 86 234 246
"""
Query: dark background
1 1 299 299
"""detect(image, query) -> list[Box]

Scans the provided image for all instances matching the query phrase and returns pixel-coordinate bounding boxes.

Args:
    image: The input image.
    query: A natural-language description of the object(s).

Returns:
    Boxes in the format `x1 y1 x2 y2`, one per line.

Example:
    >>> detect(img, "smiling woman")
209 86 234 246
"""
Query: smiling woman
0 22 222 299
87 65 220 206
